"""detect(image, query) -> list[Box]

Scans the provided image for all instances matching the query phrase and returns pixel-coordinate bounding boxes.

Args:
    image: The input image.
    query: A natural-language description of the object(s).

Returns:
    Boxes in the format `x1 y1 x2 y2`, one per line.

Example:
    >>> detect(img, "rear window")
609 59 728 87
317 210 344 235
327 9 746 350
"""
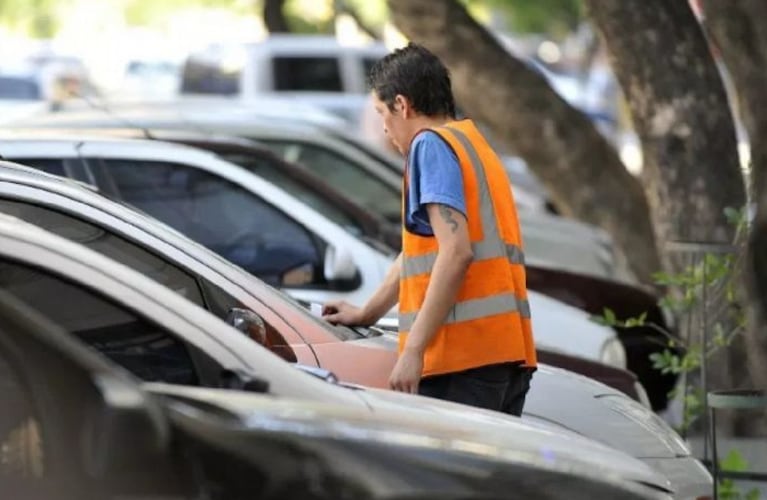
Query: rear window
180 59 240 95
272 57 342 92
0 76 41 100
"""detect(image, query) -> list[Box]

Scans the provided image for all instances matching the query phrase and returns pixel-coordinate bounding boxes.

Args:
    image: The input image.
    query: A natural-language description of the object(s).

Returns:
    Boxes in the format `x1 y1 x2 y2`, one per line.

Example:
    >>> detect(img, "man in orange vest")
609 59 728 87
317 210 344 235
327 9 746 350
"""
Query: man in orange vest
324 43 536 415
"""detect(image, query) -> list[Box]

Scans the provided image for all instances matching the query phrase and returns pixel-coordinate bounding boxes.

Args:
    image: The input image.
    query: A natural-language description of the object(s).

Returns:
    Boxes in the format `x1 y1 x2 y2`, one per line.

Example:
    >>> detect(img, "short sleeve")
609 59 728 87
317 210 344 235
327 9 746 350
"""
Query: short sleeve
405 131 466 236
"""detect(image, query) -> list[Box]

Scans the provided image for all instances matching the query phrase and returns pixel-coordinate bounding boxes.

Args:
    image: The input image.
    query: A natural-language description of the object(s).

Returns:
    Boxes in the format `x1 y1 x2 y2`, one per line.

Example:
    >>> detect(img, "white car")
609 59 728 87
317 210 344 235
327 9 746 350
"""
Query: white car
0 134 624 369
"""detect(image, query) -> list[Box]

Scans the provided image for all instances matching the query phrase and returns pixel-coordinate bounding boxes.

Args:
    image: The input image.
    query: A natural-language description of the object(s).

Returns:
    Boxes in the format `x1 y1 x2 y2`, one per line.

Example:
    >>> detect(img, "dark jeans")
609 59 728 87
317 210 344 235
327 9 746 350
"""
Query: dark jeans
418 362 534 416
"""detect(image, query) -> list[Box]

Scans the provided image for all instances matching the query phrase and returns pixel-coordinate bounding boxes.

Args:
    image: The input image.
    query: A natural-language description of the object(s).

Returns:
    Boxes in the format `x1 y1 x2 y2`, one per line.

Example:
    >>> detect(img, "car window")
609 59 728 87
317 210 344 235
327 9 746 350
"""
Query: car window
0 349 45 479
0 198 299 362
180 58 240 95
258 140 401 222
92 159 323 288
218 151 363 236
9 159 66 177
0 199 206 307
0 259 212 386
0 76 41 100
272 56 342 92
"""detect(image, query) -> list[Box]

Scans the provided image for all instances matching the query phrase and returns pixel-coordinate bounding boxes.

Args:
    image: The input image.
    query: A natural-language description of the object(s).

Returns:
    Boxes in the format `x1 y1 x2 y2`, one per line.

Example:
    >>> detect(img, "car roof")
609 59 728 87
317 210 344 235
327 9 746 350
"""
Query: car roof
51 96 348 128
194 35 388 55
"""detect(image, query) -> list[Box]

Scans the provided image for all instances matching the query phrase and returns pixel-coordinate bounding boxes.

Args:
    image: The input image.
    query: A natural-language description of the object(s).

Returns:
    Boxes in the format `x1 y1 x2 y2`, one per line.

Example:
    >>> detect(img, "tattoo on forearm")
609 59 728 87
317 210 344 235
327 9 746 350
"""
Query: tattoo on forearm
439 205 459 233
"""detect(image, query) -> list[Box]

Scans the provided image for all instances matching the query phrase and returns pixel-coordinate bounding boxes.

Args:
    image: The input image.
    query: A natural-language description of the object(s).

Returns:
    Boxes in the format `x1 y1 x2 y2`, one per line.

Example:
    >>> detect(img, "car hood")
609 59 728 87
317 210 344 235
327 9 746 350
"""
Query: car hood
348 333 688 460
524 366 689 457
145 383 671 494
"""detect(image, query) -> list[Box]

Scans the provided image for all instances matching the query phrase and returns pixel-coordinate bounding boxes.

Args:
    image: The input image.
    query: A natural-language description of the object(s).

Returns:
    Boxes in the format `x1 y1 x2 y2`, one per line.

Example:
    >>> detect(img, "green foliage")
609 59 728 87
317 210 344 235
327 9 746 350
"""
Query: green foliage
123 0 248 27
719 450 762 500
0 0 62 37
592 206 750 436
465 0 583 38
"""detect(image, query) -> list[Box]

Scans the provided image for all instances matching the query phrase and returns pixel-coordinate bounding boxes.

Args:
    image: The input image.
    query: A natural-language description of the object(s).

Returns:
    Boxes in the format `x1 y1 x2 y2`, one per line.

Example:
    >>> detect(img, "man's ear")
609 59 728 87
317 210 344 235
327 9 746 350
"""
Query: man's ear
393 94 413 118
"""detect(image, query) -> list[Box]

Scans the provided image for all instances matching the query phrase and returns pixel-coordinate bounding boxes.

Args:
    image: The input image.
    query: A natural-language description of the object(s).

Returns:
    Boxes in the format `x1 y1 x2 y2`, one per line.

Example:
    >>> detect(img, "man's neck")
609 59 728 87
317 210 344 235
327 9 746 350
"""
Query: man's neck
410 115 452 133
404 115 454 155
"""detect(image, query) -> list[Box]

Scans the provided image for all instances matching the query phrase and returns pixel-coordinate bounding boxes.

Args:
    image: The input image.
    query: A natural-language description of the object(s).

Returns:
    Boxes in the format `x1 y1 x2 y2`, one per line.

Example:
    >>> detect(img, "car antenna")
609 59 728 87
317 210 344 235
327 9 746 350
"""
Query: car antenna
70 91 156 140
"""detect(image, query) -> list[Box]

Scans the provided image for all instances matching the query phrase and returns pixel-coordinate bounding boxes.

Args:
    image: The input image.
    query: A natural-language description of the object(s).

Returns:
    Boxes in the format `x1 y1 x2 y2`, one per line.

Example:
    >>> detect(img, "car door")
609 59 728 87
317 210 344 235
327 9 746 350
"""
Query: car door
0 256 228 387
0 290 187 499
0 190 307 364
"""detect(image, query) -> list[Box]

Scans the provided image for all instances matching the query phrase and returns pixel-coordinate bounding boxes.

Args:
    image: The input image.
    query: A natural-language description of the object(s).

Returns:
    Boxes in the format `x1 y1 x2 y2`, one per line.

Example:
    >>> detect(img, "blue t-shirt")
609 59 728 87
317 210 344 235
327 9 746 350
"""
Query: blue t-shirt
405 131 466 236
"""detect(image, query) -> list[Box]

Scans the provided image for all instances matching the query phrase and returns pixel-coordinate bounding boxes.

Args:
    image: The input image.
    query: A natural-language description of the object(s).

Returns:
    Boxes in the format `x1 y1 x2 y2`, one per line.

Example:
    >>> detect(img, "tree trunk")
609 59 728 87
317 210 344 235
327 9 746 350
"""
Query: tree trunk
263 0 290 33
751 185 767 343
702 2 767 421
585 0 748 434
703 0 767 200
387 0 661 286
584 0 746 258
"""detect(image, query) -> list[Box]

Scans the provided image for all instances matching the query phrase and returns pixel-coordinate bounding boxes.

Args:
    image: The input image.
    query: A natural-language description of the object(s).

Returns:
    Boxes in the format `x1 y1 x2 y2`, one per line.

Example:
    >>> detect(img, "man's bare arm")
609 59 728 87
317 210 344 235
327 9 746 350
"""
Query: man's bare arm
401 204 473 354
359 252 402 323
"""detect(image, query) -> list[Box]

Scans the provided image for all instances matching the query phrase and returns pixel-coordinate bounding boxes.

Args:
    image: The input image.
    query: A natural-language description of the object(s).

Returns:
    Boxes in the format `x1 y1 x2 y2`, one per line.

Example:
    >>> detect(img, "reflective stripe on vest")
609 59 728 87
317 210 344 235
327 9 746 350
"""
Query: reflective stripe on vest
399 293 531 332
401 241 524 278
399 126 530 332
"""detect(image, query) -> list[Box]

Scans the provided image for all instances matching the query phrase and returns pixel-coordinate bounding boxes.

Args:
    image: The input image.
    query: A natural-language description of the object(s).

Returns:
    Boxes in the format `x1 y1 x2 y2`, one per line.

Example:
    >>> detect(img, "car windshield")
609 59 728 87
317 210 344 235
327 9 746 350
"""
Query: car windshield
257 139 402 224
0 76 41 100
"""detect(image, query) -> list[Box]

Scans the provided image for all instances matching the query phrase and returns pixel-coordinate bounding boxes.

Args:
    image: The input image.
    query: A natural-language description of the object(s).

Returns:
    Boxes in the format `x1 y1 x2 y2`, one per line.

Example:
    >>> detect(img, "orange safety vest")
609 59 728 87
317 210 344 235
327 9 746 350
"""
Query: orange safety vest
399 119 537 377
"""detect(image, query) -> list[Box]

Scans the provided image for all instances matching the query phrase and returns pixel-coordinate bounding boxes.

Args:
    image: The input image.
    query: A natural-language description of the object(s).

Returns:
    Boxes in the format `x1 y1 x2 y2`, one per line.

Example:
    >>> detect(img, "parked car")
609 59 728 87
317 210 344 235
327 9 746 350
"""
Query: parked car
0 212 673 499
0 291 666 500
0 136 626 369
0 161 712 498
179 35 388 124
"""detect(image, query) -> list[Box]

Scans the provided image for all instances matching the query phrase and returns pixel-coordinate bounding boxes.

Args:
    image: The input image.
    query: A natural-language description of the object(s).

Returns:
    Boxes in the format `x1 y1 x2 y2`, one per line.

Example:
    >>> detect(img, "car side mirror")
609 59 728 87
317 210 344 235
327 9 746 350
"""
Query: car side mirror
226 308 267 346
219 368 269 393
323 245 357 282
293 364 339 384
83 374 170 478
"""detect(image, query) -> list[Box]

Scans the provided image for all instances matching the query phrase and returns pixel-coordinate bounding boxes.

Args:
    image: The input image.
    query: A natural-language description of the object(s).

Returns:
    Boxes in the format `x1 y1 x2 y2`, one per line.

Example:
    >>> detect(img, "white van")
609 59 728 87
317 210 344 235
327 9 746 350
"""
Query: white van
179 35 389 123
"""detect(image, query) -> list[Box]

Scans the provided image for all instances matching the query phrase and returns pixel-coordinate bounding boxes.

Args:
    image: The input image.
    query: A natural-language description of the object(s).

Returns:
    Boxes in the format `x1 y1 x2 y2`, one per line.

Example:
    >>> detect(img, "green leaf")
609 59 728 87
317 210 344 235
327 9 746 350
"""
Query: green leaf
637 312 647 325
720 449 749 472
745 488 761 500
724 206 740 225
590 314 607 326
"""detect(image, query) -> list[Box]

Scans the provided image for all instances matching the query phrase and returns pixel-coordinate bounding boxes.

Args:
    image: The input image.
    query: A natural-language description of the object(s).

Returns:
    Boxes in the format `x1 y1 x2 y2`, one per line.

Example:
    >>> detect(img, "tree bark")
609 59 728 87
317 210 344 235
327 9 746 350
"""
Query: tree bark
584 0 746 256
702 2 767 413
387 0 661 286
703 0 767 200
263 0 290 33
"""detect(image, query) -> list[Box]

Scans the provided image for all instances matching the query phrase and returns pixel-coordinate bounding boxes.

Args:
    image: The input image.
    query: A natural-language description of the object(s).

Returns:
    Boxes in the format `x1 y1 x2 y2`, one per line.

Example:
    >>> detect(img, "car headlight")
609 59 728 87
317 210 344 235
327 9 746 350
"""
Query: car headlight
600 337 627 369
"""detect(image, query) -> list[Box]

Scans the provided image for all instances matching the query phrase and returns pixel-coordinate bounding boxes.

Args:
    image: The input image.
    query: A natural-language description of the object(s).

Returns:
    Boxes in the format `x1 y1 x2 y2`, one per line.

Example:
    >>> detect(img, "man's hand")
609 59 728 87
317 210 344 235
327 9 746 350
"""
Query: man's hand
388 348 424 394
322 301 367 326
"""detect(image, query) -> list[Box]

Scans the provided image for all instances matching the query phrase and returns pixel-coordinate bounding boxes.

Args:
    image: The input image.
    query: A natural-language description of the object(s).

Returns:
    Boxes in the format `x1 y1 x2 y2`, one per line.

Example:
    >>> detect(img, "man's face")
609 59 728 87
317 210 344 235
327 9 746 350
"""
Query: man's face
372 91 409 156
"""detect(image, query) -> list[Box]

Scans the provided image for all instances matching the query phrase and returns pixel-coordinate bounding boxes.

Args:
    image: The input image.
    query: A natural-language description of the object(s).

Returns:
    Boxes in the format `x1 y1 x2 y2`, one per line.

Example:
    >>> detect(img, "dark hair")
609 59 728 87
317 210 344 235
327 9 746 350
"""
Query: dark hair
367 43 456 118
